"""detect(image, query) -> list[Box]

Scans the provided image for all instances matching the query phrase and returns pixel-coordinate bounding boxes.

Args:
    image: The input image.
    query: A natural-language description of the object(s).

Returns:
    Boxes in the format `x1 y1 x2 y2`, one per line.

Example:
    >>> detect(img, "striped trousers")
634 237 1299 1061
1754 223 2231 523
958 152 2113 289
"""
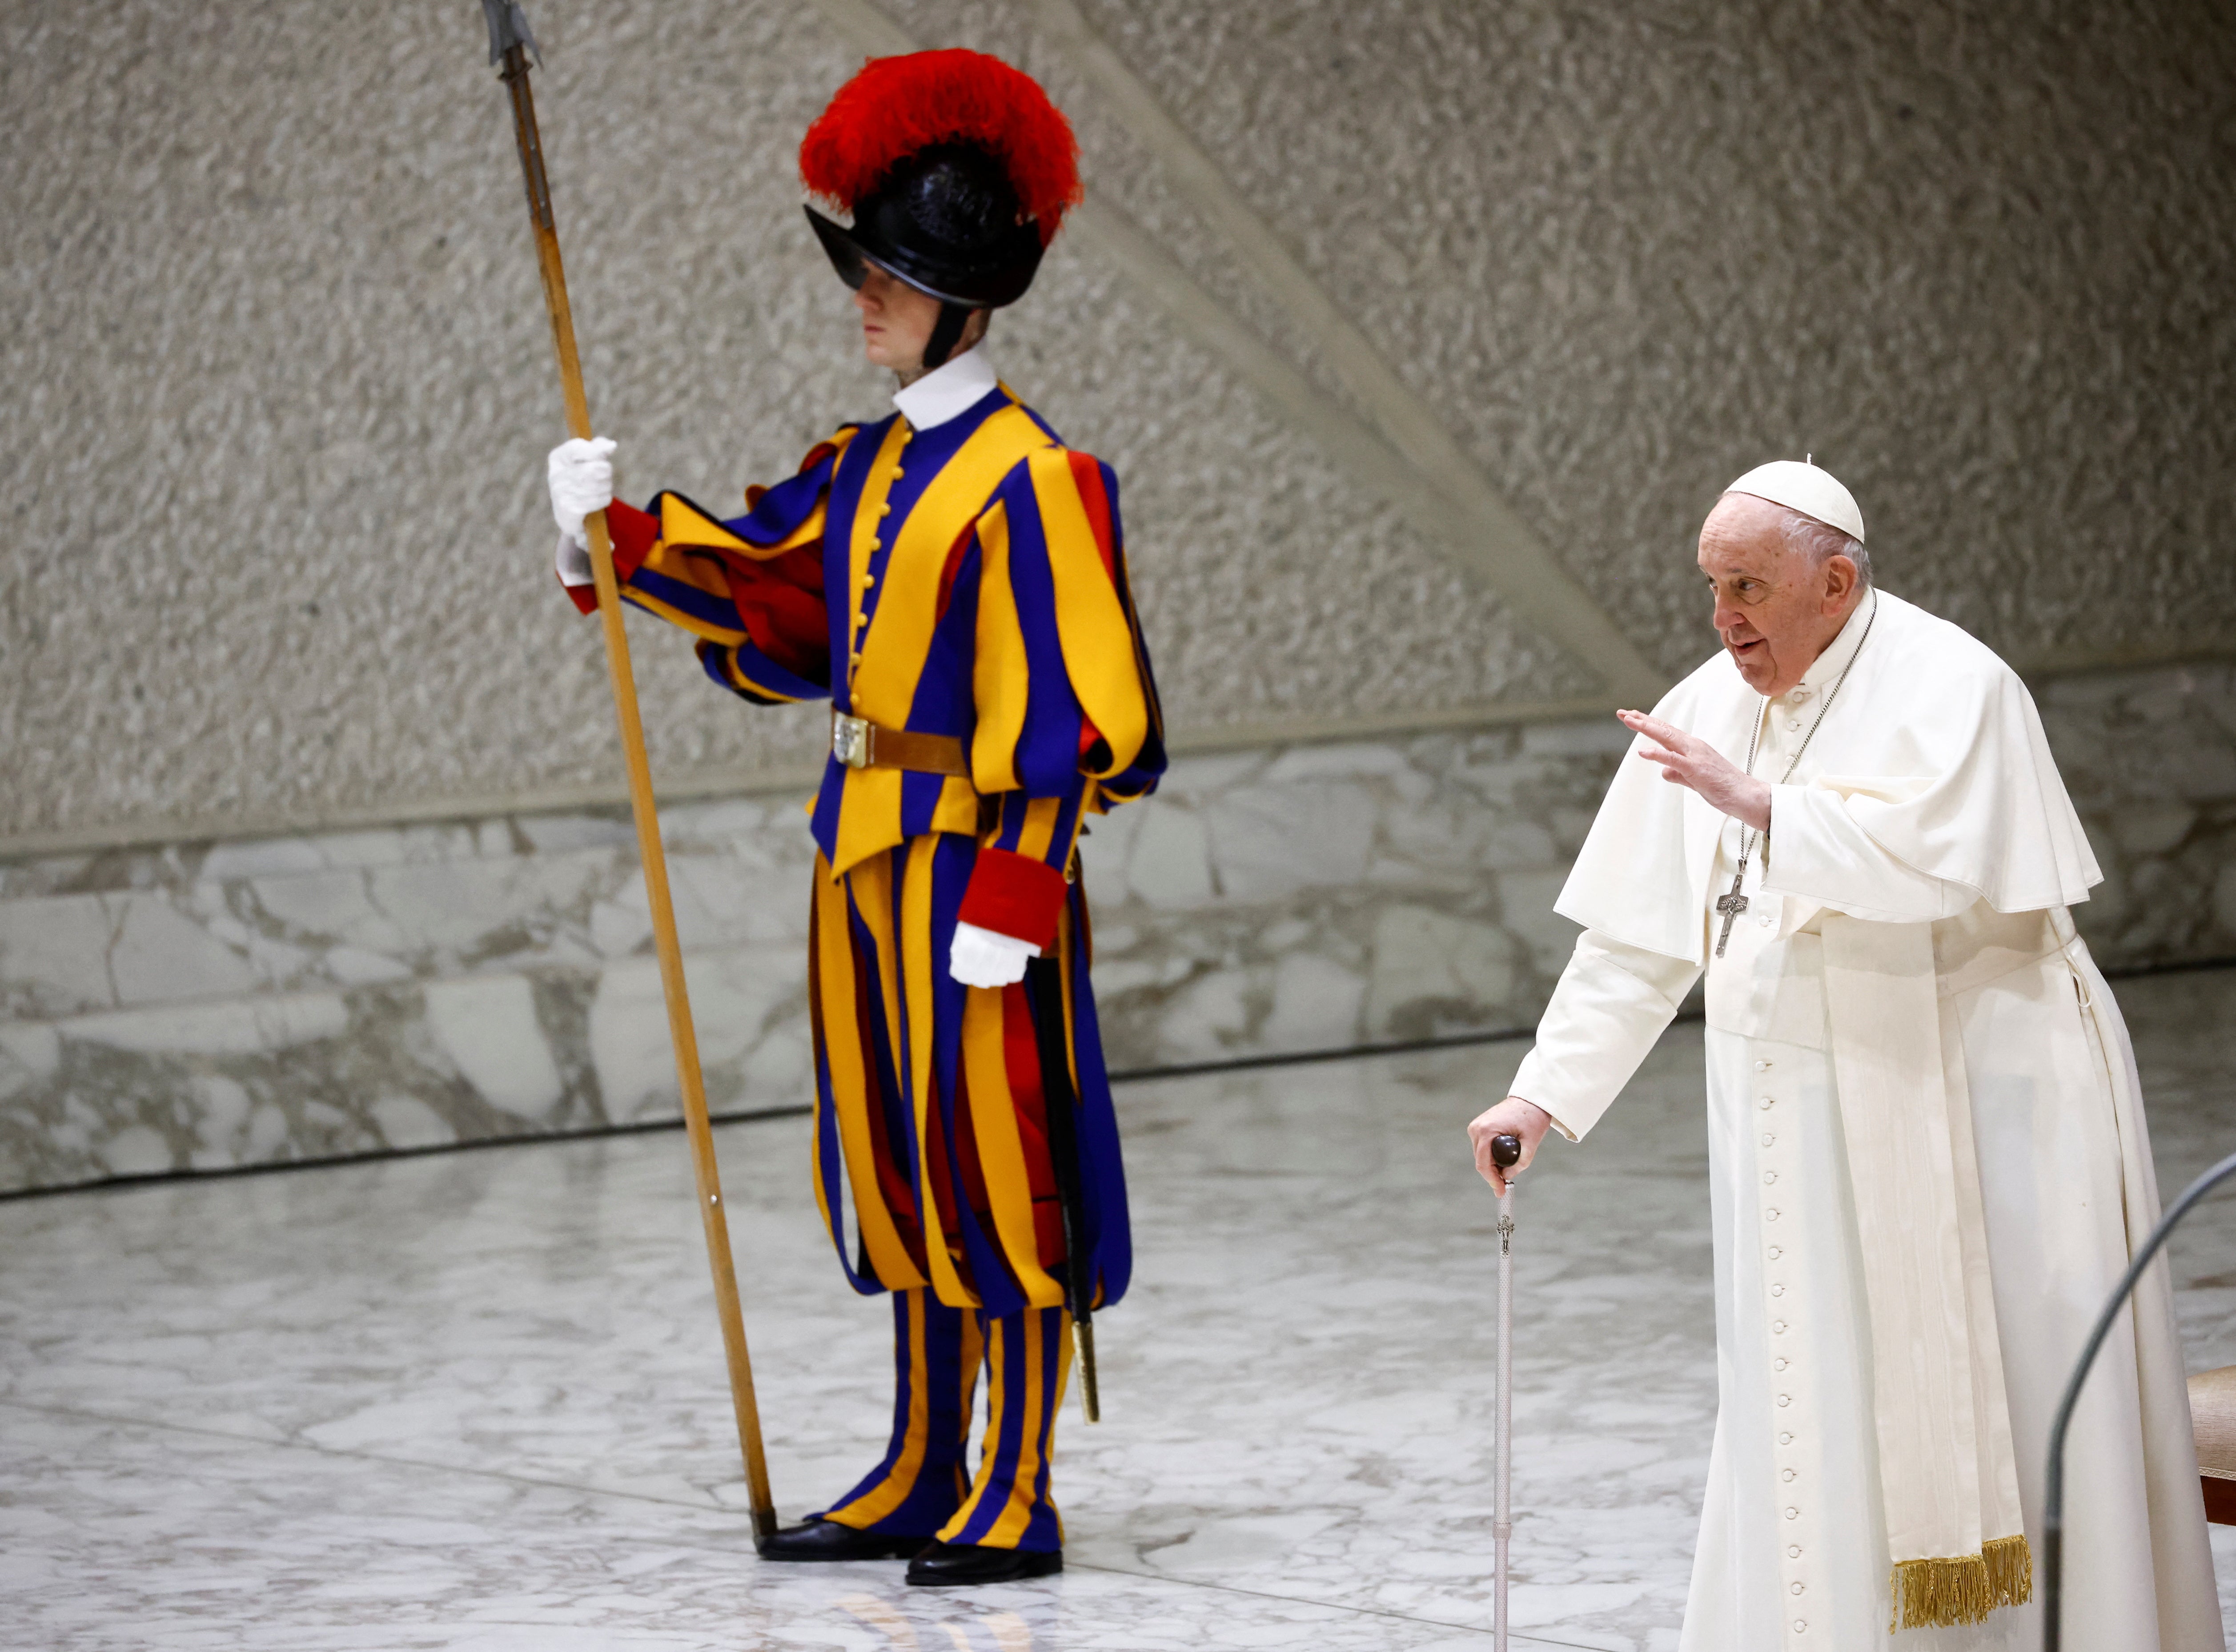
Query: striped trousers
819 1287 1075 1553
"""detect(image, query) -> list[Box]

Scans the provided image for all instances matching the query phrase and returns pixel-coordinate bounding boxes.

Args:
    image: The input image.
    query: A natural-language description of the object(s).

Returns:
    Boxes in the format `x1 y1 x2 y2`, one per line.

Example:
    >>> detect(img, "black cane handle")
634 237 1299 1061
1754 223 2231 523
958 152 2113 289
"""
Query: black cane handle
1490 1133 1522 1170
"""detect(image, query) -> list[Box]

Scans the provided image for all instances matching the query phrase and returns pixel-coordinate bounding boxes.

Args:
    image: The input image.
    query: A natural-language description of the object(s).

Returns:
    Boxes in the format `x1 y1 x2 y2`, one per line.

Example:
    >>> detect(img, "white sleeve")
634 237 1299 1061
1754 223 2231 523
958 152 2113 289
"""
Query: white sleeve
555 533 593 588
1760 781 1977 923
1509 930 1700 1142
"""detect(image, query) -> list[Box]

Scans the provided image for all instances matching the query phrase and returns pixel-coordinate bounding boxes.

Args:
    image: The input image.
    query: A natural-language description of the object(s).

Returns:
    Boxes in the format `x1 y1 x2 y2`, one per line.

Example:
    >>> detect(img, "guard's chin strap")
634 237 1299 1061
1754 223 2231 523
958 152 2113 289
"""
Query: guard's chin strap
920 301 972 371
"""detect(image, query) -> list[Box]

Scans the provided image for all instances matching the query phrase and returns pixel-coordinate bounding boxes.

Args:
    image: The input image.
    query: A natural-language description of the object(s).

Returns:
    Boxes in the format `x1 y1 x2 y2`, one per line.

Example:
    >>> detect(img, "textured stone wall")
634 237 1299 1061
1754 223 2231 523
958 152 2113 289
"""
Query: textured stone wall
902 0 2236 666
0 0 1566 844
3 0 2231 844
5 660 2231 1194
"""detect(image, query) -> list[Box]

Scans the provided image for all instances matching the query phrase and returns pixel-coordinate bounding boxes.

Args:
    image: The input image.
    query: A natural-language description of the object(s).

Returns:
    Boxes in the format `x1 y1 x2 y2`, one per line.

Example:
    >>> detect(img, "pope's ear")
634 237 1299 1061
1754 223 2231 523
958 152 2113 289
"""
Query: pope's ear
1823 554 1861 611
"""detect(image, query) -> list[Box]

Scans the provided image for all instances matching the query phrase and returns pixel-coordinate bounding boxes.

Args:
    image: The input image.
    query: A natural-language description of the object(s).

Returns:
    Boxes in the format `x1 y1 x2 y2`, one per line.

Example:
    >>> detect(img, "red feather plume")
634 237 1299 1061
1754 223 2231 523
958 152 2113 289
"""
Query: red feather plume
799 50 1083 246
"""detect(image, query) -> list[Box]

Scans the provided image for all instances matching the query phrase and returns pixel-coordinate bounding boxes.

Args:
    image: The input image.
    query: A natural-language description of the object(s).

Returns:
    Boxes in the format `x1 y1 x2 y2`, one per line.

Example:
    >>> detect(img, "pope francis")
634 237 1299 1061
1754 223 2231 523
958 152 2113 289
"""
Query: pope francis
1467 462 2222 1648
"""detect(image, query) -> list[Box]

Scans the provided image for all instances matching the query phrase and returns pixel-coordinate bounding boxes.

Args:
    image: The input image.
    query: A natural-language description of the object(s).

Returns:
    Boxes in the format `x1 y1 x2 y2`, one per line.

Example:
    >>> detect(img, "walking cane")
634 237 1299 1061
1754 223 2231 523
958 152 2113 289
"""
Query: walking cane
1490 1131 1522 1652
473 0 778 1545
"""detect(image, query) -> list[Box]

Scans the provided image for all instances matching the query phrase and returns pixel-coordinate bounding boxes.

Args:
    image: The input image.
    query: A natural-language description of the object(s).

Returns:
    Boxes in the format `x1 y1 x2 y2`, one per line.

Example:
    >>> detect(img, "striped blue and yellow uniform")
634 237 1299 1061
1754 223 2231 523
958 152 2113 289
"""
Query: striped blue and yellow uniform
570 378 1163 1551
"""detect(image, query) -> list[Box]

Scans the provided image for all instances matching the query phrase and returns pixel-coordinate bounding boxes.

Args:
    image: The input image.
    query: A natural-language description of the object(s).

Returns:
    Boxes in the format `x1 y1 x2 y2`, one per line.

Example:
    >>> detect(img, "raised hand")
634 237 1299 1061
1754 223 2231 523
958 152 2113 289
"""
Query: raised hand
1618 708 1771 832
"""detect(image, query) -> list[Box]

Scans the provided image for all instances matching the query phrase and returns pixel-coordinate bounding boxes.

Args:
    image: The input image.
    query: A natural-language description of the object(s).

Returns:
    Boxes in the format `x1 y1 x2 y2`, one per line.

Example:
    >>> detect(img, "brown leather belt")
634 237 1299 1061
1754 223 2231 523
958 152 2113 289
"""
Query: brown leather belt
831 711 969 776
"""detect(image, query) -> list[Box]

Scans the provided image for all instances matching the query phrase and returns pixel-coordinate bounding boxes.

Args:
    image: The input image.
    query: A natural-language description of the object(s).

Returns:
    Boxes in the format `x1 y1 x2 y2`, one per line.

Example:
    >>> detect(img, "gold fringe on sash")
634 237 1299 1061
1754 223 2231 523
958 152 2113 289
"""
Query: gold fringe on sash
1888 1535 2034 1630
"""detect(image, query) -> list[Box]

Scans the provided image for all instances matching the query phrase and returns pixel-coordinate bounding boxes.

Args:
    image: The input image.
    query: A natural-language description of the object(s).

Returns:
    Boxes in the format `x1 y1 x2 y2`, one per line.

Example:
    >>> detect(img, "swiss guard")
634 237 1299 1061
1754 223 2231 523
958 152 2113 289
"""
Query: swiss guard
540 51 1164 1586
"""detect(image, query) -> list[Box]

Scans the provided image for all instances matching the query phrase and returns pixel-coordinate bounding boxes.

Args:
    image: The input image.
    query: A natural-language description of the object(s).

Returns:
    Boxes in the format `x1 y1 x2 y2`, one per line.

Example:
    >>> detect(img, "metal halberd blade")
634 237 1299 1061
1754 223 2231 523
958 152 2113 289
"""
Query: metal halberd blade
482 0 540 64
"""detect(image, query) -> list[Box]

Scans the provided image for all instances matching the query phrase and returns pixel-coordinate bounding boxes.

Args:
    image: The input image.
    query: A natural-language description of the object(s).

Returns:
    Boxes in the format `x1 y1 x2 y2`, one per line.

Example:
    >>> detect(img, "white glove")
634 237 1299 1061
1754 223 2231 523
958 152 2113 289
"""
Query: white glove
949 921 1037 989
548 436 617 550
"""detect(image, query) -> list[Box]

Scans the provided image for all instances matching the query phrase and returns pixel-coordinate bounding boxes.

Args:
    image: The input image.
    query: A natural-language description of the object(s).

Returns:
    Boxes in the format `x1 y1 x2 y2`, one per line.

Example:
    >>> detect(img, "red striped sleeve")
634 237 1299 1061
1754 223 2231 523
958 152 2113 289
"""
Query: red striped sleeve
1068 451 1117 578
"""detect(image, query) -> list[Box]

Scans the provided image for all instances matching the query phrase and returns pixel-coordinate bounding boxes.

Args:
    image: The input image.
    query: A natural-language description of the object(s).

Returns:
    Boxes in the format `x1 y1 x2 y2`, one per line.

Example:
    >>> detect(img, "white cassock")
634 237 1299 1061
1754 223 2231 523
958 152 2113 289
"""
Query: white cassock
1512 589 2222 1649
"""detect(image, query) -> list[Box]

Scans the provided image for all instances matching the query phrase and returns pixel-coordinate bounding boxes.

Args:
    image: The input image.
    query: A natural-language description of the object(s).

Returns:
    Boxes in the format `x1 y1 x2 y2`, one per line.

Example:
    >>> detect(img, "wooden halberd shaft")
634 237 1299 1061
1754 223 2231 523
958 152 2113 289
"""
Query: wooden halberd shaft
488 24 776 1542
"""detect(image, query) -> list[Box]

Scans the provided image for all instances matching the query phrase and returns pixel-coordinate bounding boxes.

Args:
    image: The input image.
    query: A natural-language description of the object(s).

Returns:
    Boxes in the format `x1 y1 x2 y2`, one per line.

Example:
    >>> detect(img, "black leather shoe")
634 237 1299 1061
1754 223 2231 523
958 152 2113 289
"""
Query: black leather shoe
755 1518 928 1562
906 1540 1063 1586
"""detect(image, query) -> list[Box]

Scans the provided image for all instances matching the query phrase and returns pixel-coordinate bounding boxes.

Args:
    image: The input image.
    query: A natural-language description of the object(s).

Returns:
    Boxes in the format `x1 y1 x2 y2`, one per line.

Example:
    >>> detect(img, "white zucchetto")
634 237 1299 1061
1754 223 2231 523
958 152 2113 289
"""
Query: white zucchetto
1724 459 1867 544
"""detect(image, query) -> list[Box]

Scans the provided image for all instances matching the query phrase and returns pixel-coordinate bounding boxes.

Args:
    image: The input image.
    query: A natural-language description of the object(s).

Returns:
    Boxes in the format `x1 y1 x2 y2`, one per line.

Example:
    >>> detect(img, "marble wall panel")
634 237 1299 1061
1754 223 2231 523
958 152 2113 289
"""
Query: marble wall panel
2036 662 2236 969
1073 726 1630 1069
0 798 819 1194
4 659 2232 1194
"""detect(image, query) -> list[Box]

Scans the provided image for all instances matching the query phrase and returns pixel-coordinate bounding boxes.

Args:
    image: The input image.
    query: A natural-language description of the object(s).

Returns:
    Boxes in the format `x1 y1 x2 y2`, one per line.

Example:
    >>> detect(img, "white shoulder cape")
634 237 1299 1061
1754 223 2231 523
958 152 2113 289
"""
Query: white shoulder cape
1554 591 2101 963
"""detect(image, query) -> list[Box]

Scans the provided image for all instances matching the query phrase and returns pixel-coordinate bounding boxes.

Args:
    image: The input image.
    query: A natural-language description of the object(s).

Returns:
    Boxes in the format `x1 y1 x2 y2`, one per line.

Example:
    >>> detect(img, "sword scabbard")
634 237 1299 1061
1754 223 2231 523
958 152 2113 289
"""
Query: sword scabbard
1025 953 1104 1424
1072 1314 1100 1424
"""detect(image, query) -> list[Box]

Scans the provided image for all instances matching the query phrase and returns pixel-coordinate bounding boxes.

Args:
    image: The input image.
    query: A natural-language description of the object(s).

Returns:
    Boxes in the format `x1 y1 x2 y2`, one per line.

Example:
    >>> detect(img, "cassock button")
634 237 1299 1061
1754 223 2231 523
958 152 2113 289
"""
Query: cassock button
1794 1619 1807 1632
1791 1582 1805 1594
1771 1284 1786 1297
1763 1171 1778 1185
1758 912 1774 928
1785 1507 1799 1521
1772 1319 1787 1334
1774 1356 1789 1369
1782 1468 1797 1482
1779 1432 1794 1446
1768 1246 1783 1260
1755 1059 1773 1071
1759 1096 1775 1110
1778 1394 1792 1407
1765 1208 1780 1221
1761 1132 1775 1146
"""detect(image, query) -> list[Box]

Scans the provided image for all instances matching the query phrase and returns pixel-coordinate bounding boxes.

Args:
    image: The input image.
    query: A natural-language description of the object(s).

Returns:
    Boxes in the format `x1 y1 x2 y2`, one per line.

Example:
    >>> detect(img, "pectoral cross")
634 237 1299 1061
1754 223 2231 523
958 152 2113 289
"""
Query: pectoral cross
1714 870 1749 957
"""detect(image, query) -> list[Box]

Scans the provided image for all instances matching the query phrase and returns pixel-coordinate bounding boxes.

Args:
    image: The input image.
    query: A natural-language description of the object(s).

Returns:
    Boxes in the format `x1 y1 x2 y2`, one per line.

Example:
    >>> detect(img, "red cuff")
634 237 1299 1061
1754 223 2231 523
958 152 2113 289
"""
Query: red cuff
957 848 1069 948
604 499 658 578
557 499 659 615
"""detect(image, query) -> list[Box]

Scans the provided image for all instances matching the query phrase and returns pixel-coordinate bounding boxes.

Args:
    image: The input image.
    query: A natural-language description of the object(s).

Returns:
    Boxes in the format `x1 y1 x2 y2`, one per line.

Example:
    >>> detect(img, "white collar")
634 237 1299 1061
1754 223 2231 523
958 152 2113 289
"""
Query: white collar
891 348 1000 431
1782 589 1876 703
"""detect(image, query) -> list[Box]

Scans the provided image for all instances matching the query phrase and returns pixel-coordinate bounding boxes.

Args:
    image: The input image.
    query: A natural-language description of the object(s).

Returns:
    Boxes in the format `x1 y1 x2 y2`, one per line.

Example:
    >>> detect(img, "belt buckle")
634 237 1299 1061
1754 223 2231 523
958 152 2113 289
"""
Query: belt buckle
832 712 874 769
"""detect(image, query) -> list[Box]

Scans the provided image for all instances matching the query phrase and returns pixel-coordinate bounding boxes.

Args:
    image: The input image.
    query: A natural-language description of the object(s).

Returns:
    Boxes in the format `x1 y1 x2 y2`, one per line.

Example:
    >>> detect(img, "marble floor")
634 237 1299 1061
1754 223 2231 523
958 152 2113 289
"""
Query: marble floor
4 970 2235 1651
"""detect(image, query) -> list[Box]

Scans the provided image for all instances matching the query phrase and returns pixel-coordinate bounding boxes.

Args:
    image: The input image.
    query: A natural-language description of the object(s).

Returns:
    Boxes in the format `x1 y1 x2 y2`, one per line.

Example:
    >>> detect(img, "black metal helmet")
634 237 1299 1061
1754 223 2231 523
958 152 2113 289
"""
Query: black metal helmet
799 51 1081 362
804 143 1046 311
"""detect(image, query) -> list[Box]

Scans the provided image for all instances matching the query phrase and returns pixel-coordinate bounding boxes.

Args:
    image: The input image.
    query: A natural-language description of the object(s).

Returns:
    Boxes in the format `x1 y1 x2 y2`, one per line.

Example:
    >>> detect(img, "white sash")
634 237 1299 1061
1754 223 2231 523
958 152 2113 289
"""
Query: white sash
1820 913 2031 1629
